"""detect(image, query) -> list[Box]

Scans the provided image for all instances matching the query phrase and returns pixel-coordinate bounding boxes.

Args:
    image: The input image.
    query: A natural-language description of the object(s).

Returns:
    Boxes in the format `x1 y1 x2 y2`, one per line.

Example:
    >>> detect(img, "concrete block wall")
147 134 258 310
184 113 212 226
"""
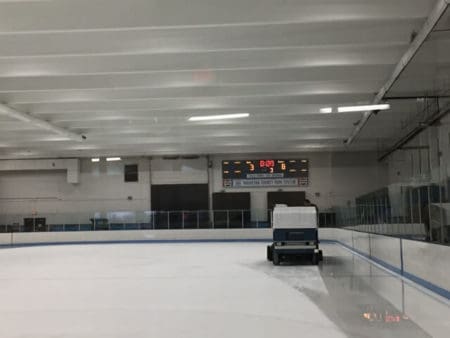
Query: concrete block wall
0 152 388 220
0 159 80 183
0 157 151 216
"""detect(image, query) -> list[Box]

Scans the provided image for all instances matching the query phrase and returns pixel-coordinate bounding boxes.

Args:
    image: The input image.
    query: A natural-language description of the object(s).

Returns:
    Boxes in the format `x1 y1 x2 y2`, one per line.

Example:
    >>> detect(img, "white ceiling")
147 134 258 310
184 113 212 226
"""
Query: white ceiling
0 0 444 158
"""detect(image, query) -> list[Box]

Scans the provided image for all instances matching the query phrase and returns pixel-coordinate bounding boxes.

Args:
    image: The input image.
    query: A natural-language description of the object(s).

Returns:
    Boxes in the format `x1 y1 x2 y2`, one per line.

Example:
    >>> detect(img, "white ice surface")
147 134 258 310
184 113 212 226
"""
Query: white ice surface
0 243 344 338
0 242 448 338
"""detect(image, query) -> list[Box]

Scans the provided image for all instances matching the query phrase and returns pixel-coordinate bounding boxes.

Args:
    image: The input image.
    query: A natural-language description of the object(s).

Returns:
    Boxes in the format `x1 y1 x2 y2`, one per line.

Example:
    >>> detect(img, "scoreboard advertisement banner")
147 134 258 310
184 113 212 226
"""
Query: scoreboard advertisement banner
222 159 309 188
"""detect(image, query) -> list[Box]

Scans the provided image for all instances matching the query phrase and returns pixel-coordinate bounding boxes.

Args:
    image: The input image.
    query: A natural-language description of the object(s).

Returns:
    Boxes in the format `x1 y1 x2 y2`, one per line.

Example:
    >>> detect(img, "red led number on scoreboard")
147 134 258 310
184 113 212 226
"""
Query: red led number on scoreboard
259 160 275 168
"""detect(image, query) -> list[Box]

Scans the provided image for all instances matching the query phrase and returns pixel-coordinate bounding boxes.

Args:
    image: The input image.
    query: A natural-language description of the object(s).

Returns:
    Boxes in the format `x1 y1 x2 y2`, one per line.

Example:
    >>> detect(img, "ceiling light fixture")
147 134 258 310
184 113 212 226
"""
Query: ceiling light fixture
188 113 249 121
91 158 100 163
337 104 390 113
319 107 333 114
106 157 121 162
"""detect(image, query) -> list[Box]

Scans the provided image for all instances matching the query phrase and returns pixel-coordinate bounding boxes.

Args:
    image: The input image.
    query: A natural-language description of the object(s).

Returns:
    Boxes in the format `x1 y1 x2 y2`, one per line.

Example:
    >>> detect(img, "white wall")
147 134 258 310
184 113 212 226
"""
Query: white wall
150 157 208 184
0 152 387 221
0 157 150 216
0 158 80 183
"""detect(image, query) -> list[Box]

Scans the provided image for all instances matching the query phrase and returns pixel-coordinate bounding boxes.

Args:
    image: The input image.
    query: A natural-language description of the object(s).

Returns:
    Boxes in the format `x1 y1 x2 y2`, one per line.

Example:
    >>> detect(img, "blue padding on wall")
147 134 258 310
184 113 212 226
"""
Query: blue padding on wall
80 224 92 231
49 225 64 232
64 224 80 231
125 223 140 230
401 272 450 301
42 222 273 231
110 224 124 230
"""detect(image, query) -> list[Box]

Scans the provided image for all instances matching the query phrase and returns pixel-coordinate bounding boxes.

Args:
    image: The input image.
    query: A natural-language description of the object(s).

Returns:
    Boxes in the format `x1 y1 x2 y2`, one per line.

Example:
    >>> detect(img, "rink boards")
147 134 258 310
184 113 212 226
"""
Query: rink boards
0 227 449 301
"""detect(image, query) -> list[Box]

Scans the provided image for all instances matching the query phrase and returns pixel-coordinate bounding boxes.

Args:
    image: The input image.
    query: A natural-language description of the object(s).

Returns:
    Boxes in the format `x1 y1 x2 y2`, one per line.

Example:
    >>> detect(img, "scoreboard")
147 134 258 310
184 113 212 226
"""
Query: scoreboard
222 159 309 188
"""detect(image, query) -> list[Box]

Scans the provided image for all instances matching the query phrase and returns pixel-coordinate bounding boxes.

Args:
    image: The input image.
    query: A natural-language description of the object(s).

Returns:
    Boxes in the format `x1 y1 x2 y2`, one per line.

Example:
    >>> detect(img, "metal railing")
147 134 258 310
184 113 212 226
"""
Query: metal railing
0 209 273 233
0 208 338 233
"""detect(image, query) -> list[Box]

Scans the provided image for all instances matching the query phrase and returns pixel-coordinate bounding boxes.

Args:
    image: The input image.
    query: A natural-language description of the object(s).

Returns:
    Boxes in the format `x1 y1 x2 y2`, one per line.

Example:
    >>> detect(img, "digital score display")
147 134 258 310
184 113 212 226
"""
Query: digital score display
222 159 309 188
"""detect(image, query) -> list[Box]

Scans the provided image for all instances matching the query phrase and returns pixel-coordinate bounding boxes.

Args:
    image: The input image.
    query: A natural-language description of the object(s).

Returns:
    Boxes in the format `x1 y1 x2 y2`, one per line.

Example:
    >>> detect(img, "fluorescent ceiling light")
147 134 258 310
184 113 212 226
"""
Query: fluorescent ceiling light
188 113 249 121
337 104 390 113
319 107 333 114
91 158 100 162
106 157 121 162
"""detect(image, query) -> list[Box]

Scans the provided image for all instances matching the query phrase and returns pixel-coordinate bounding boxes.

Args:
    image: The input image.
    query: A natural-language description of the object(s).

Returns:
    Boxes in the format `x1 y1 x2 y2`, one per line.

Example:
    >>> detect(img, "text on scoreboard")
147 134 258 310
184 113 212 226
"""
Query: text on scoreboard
222 159 309 187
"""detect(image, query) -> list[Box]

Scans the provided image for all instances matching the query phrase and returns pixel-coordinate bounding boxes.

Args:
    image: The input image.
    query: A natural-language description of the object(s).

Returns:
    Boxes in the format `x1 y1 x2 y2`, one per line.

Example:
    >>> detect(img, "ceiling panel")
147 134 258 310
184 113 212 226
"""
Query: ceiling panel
0 0 435 32
0 0 440 158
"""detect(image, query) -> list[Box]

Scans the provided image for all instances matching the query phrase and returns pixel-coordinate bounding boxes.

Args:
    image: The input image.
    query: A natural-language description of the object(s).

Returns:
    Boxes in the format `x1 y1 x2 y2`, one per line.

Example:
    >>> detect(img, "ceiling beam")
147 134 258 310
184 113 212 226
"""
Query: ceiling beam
345 0 450 145
0 103 86 141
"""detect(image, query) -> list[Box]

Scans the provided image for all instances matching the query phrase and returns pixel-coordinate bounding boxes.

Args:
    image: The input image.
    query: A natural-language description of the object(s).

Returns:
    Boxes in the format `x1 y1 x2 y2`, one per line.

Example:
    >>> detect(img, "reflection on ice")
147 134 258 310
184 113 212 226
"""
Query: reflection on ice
250 243 447 338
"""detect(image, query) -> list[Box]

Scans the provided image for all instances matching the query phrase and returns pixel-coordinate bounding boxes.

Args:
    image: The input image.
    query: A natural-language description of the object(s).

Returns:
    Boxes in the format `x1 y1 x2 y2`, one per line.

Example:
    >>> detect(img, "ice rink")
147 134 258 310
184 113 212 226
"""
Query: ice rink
0 242 448 338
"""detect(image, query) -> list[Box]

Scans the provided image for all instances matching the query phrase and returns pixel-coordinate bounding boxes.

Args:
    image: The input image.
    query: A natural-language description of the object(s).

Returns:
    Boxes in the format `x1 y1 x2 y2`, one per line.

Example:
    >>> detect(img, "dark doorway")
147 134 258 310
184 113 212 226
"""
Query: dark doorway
212 192 251 228
23 218 47 232
151 184 209 229
267 191 306 211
